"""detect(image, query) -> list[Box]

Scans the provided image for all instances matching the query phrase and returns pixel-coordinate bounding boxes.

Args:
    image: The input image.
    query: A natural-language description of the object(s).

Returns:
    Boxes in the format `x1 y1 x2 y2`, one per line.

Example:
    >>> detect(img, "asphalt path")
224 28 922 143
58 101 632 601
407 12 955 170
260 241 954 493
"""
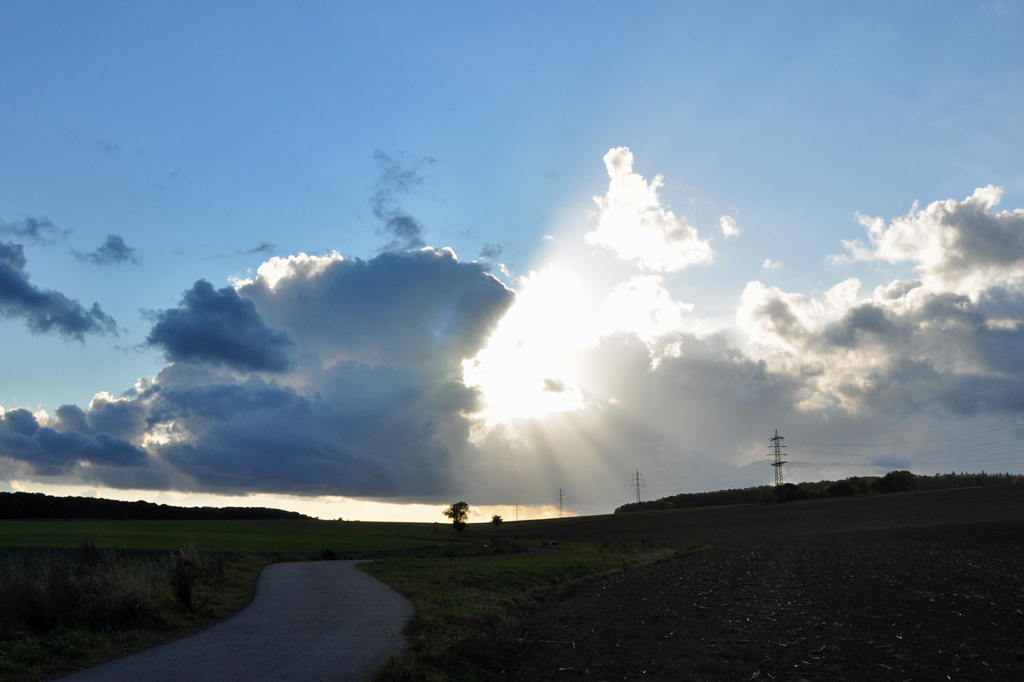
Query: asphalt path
57 561 414 682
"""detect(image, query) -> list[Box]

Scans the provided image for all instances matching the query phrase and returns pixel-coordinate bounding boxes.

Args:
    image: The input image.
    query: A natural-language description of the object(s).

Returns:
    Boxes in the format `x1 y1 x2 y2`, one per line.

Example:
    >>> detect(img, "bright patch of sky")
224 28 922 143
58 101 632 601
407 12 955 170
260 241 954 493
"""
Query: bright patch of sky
1 2 1023 521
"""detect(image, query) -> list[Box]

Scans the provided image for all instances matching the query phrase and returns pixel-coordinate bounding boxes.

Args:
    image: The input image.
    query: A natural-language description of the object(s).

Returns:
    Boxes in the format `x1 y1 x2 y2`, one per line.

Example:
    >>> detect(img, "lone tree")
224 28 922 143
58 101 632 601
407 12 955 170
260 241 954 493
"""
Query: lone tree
443 501 470 533
491 514 503 526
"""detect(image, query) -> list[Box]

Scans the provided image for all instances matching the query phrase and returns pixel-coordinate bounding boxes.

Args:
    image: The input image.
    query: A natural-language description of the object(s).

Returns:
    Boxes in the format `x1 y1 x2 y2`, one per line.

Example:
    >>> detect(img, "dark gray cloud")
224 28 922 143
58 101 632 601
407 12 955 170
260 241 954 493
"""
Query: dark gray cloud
73 234 140 266
142 362 472 496
53 396 148 443
0 216 71 245
479 243 503 261
371 150 436 251
146 280 292 372
239 248 515 374
0 240 117 339
0 408 148 476
0 357 475 497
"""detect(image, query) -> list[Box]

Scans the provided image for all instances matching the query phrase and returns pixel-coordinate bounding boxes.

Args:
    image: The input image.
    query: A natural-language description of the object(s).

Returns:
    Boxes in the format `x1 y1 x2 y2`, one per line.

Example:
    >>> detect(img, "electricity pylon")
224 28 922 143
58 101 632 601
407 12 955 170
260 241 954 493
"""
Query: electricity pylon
768 429 787 501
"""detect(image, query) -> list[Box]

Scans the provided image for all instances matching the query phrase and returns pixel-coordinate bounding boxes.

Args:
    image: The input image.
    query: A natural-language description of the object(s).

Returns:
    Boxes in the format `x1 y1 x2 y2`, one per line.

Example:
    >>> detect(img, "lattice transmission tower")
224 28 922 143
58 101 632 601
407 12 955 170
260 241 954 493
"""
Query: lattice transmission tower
768 429 787 501
631 469 645 503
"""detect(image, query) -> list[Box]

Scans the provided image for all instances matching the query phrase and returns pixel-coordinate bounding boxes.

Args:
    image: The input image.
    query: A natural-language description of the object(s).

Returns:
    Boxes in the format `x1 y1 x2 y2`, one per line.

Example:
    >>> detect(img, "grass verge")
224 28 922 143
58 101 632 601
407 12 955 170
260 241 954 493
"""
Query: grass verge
0 545 272 682
363 539 703 681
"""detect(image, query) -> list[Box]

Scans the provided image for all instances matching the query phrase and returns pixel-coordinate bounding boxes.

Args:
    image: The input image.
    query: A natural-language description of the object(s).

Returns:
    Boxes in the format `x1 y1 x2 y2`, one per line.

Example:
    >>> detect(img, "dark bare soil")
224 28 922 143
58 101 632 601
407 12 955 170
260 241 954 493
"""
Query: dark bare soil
485 486 1024 681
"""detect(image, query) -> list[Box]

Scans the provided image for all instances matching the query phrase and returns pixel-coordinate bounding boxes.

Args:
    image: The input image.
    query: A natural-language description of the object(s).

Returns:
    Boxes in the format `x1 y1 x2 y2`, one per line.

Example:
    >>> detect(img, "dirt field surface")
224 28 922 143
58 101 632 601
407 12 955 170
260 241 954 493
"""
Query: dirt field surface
487 486 1024 681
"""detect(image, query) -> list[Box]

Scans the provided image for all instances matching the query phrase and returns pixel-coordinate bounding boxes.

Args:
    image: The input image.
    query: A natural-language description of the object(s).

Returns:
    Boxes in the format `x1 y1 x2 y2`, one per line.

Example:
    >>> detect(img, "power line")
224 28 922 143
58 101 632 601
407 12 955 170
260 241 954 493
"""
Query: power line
796 421 1024 440
557 489 565 517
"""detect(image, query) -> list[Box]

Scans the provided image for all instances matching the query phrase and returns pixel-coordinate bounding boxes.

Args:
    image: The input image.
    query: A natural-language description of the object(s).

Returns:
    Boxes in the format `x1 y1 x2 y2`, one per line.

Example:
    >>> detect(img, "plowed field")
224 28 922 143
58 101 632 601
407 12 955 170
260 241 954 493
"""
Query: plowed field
485 486 1024 681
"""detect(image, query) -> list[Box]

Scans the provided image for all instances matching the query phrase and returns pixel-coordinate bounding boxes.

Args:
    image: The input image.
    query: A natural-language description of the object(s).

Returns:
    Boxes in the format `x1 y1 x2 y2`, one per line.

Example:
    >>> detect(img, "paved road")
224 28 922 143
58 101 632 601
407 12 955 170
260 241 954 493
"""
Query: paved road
58 561 414 682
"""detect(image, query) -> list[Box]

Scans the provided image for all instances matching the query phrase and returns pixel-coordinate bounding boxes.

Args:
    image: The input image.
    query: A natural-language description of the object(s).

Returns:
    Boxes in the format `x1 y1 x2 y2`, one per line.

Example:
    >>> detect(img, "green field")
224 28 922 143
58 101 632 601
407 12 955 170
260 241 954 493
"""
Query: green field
0 515 695 682
0 519 472 555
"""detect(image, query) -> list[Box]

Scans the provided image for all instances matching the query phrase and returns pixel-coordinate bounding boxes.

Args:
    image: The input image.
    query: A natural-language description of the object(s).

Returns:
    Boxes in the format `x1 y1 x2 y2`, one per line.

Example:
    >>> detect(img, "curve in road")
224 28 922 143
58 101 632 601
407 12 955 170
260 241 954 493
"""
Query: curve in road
57 560 414 682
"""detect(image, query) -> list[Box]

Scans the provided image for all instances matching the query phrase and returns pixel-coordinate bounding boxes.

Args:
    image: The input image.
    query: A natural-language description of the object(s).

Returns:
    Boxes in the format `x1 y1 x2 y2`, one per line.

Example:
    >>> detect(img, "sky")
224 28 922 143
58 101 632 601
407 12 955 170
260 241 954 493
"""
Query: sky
1 1 1023 520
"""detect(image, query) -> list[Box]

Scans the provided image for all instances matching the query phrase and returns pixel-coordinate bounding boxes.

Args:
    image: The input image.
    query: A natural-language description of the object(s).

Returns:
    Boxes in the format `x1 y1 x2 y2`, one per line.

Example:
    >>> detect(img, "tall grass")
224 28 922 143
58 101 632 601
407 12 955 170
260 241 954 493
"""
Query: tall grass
0 542 224 635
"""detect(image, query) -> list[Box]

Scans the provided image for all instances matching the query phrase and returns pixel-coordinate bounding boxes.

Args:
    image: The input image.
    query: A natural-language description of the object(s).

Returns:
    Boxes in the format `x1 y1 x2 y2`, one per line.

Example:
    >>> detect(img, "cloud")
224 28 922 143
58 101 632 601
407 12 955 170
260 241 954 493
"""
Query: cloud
720 215 739 238
371 150 436 252
479 243 503 261
737 188 1024 416
152 170 182 191
146 280 293 372
0 246 515 498
600 275 693 344
840 186 1024 296
237 242 278 256
0 408 148 476
141 362 473 496
762 258 781 270
6 152 1024 512
0 240 117 339
738 276 1024 415
70 131 120 157
73 234 139 266
0 216 72 245
238 247 515 374
585 147 713 271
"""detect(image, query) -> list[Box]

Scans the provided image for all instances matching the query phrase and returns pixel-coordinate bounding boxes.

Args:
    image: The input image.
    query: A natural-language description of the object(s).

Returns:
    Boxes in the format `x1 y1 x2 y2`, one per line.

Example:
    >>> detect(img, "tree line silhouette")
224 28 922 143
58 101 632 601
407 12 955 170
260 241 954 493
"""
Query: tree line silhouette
614 471 1021 514
0 491 309 520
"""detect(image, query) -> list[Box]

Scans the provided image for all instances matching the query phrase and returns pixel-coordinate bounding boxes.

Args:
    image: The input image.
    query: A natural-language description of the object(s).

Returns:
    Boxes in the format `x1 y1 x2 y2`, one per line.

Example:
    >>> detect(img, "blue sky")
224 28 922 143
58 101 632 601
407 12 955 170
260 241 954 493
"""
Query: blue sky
1 2 1023 519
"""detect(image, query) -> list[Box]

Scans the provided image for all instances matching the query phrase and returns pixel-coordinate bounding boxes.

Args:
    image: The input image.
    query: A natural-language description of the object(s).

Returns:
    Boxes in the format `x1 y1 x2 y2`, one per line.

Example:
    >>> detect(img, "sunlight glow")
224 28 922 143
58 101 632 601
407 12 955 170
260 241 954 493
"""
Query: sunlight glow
463 268 594 426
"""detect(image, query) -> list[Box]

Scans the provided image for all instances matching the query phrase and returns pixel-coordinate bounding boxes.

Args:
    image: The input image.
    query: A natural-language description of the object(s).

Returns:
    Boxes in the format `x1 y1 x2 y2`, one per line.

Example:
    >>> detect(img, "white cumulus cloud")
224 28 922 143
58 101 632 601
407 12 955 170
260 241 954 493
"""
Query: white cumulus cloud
840 185 1024 297
585 147 713 272
720 215 739 238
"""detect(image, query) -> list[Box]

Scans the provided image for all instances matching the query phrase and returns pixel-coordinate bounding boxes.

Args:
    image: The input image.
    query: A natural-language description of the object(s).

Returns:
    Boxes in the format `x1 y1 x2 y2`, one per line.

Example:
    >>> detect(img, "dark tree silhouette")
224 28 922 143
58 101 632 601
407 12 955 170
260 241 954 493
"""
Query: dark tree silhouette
491 514 503 526
443 501 470 533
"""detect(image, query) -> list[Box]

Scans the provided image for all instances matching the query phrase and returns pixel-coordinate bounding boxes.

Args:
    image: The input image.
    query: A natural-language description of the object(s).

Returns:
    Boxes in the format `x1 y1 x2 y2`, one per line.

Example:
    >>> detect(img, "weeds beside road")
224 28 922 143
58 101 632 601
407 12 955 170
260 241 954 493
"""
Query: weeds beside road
0 544 270 682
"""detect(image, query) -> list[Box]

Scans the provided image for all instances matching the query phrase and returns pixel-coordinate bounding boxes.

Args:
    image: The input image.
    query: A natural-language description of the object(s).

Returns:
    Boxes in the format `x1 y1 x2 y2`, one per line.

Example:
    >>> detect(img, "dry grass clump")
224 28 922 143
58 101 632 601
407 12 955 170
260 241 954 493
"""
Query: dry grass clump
0 541 225 635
